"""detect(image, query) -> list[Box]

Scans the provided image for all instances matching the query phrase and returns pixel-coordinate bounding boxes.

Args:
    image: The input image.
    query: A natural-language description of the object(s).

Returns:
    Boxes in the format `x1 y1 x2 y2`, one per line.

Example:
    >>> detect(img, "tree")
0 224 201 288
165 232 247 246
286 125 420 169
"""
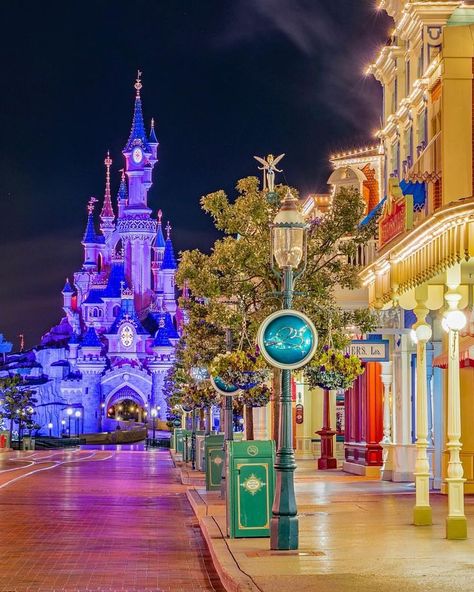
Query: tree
0 375 37 446
176 177 377 438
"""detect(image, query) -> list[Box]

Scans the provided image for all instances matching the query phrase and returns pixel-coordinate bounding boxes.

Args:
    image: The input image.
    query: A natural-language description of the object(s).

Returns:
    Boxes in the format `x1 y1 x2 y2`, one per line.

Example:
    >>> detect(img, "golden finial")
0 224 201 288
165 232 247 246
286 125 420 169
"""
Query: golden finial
104 150 112 169
157 209 162 223
151 117 155 128
119 168 126 183
134 70 142 97
87 197 98 214
165 221 171 239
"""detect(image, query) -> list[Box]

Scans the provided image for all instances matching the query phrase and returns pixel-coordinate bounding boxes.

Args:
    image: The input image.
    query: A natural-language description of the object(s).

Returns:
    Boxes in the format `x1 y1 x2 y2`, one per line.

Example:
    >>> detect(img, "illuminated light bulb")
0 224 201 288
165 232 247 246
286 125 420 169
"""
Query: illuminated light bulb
445 310 467 332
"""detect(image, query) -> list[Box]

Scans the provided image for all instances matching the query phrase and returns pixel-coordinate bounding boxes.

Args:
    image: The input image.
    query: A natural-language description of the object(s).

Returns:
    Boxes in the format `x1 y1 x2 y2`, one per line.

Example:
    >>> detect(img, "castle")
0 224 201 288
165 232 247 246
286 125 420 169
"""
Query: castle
8 74 181 435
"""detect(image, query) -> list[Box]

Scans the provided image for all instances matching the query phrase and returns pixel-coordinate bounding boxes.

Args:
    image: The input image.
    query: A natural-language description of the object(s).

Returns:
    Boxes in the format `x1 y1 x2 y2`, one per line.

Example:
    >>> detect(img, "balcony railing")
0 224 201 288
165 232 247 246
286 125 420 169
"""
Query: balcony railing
405 131 441 183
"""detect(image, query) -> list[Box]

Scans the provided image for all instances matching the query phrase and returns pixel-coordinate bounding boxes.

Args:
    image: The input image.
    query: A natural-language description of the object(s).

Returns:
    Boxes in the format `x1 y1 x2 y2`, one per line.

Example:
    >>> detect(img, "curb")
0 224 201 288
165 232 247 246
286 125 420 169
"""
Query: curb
199 516 260 592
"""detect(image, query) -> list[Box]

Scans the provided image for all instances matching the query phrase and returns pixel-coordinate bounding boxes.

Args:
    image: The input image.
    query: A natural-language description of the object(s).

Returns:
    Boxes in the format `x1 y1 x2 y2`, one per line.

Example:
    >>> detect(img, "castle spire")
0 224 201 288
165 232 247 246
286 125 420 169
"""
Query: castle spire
83 197 99 244
155 209 166 248
124 70 150 153
100 151 115 226
149 117 158 145
162 221 177 270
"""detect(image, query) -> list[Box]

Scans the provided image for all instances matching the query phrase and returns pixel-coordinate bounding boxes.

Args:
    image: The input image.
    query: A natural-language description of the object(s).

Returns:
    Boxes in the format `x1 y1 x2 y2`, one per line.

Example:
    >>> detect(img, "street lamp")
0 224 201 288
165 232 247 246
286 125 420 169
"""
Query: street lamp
66 407 73 437
151 407 158 446
269 189 307 551
75 410 81 437
48 422 53 437
61 419 66 436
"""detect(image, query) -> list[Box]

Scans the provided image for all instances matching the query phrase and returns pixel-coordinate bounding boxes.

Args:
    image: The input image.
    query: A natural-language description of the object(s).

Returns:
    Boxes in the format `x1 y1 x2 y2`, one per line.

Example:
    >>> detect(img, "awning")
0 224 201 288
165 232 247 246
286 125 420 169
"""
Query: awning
360 196 386 227
433 336 474 369
399 179 426 212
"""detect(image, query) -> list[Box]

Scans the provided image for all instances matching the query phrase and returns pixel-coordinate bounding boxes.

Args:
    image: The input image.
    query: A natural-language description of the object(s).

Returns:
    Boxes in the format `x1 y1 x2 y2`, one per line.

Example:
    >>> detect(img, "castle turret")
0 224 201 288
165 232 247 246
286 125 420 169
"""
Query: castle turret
62 278 74 310
161 221 177 316
82 198 101 271
148 118 159 163
152 210 166 292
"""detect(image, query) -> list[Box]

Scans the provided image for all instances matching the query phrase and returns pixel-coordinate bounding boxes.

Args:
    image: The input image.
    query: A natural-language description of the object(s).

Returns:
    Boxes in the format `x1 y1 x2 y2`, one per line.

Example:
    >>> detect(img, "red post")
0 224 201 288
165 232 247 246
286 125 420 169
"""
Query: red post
317 389 337 470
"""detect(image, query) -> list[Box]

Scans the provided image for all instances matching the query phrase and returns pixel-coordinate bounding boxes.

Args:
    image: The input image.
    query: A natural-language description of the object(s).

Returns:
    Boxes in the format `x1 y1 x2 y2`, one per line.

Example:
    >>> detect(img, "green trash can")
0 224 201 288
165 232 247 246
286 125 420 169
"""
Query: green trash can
205 434 224 491
226 440 275 538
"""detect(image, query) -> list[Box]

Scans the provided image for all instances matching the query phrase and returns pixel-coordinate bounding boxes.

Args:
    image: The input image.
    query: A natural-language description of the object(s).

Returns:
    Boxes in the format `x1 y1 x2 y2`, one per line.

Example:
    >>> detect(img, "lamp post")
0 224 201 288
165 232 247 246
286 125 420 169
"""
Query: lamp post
269 189 307 550
442 305 467 539
151 408 158 446
61 419 66 437
66 407 73 437
99 402 105 431
48 422 53 438
75 410 81 437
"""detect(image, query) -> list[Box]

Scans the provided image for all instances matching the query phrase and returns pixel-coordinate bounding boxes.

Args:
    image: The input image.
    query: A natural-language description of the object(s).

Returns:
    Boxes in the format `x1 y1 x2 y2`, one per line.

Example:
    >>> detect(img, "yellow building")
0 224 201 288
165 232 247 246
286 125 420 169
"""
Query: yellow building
362 0 474 539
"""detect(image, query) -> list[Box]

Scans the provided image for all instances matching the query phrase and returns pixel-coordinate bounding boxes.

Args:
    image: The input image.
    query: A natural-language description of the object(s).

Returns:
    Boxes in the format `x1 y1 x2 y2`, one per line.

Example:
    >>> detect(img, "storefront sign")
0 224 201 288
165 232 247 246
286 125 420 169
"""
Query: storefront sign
346 339 389 362
257 309 318 370
378 179 413 248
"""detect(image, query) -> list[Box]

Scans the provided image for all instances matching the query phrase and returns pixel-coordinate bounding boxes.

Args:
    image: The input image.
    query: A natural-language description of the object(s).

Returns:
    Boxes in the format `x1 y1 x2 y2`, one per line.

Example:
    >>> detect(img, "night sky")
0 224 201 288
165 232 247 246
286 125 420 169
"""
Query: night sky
0 1 391 347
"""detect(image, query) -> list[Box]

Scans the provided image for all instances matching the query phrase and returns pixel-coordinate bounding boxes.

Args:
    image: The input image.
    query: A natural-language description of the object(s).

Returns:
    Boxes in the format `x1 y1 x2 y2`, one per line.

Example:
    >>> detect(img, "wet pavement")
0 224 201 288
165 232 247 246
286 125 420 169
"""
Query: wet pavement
0 447 224 592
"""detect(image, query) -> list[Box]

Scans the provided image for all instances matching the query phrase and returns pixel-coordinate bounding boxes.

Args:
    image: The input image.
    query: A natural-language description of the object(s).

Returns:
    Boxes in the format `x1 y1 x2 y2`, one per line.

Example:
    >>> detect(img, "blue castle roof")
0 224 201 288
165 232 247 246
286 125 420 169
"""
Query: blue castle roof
152 326 172 348
124 95 150 153
82 327 102 348
117 173 128 202
62 279 74 294
155 221 166 249
83 212 99 244
161 238 177 270
82 290 104 305
149 119 158 144
102 262 126 298
109 296 149 335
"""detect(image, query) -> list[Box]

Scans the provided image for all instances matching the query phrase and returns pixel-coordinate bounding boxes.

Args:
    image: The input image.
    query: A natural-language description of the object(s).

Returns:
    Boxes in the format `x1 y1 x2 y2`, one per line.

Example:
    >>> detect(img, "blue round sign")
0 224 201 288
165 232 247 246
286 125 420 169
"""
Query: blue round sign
257 310 318 370
211 376 240 397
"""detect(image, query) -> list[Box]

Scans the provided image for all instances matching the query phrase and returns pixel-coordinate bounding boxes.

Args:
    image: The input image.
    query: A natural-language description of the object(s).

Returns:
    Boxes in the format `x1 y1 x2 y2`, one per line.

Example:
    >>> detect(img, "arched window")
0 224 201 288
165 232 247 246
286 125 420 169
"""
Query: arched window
97 253 103 273
113 305 121 318
92 308 98 318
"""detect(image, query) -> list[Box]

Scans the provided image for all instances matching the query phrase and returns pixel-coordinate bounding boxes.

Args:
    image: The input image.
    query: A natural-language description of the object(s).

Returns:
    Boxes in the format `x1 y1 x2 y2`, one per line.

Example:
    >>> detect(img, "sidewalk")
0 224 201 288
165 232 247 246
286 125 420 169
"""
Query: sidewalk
177 456 474 592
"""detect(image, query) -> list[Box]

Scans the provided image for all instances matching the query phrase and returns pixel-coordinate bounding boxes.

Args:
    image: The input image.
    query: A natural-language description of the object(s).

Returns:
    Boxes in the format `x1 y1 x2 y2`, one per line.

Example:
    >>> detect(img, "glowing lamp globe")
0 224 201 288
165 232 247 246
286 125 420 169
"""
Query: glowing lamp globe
445 310 467 332
151 408 158 418
75 410 81 418
415 324 432 343
272 190 306 269
66 408 73 416
48 422 53 429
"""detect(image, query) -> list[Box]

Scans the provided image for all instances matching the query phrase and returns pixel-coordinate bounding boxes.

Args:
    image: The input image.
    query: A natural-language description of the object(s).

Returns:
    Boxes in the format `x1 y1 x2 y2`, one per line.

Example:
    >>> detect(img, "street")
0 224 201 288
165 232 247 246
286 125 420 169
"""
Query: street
0 447 224 592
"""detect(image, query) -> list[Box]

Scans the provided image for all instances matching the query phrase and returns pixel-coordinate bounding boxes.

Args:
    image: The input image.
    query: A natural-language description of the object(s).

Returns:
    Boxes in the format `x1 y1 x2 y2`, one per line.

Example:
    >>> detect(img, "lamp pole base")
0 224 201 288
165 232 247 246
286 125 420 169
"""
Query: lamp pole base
446 515 467 540
413 505 432 526
270 515 298 550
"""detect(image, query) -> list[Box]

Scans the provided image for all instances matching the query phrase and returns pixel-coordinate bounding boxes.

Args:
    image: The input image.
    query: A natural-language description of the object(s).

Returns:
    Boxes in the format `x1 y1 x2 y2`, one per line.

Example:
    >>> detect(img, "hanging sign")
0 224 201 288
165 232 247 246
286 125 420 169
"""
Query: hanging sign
257 309 318 370
295 404 304 424
346 338 389 362
211 376 240 397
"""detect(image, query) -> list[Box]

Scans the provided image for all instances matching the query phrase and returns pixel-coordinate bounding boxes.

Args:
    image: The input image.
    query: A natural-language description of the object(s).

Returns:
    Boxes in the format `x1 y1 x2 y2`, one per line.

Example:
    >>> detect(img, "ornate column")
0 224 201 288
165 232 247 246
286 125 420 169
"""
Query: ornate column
444 287 467 539
412 302 432 526
316 389 337 469
380 361 393 480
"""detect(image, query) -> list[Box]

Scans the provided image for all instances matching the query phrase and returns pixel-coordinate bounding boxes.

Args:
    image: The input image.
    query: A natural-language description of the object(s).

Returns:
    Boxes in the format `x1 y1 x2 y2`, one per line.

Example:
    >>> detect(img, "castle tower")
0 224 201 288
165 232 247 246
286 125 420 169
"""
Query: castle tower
152 210 166 292
82 197 101 271
161 221 177 316
117 72 157 311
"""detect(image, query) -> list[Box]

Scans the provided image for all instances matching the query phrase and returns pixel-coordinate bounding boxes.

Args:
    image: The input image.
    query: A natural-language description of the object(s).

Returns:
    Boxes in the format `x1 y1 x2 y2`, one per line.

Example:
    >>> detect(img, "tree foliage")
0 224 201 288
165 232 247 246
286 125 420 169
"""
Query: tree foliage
177 178 377 361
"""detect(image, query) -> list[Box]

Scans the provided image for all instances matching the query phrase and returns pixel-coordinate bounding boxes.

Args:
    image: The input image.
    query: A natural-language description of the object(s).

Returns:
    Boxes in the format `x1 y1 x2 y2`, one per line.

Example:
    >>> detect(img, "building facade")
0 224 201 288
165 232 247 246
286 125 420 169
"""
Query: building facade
2 75 181 435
